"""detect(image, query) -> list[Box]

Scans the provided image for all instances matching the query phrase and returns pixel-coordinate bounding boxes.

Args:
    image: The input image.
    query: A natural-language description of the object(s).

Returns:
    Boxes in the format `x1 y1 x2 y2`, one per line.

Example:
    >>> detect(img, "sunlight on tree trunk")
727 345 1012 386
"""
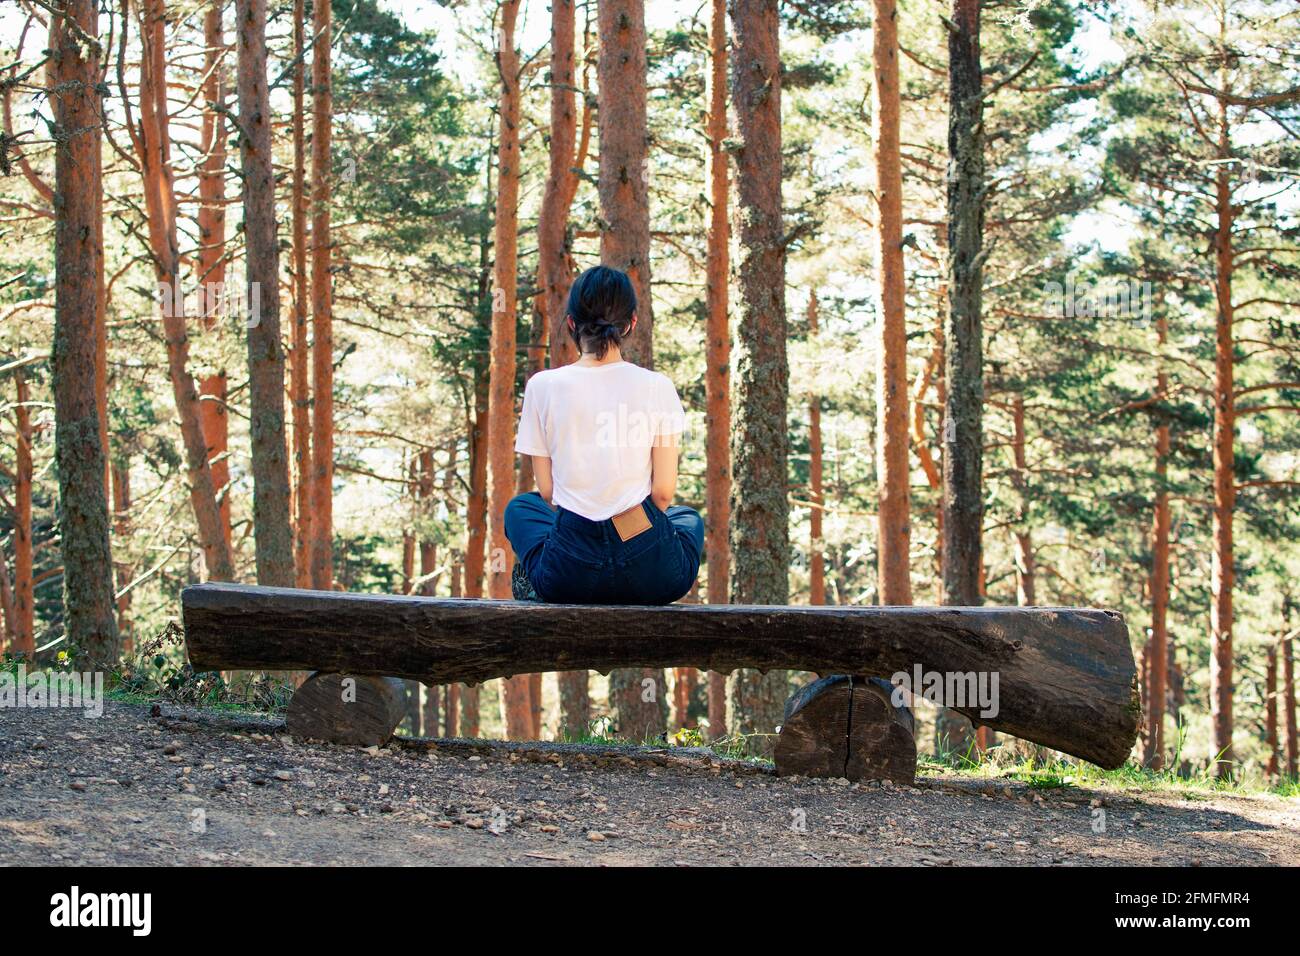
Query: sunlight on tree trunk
51 0 118 670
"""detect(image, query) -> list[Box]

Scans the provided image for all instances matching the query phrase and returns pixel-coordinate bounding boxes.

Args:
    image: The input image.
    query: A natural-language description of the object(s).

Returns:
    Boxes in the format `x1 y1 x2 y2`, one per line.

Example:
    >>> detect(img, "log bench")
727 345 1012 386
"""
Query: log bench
181 583 1141 780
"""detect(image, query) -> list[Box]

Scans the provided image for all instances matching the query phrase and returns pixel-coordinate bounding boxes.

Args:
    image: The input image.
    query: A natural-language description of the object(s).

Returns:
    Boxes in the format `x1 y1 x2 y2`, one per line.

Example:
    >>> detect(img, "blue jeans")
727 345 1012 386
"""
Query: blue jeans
504 492 704 605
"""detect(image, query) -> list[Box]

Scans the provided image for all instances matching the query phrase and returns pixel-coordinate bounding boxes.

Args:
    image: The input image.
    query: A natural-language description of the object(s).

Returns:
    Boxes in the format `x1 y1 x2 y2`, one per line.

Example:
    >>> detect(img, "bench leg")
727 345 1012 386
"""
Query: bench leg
286 673 407 747
774 675 916 784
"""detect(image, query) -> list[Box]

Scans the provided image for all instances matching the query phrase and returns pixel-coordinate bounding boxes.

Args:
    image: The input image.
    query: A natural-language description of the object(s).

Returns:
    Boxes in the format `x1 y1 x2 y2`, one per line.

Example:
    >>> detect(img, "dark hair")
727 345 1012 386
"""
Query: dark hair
566 265 636 360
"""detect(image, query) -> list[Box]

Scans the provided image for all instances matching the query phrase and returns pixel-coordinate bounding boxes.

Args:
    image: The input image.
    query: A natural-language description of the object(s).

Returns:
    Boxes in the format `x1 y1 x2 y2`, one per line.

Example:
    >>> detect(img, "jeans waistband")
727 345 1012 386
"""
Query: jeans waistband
555 499 649 538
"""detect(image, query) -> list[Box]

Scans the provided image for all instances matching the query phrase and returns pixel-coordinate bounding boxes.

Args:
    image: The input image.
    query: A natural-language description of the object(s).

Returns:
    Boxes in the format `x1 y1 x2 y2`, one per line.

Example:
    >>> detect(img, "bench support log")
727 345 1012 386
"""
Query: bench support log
182 583 1140 768
286 673 406 746
775 676 916 784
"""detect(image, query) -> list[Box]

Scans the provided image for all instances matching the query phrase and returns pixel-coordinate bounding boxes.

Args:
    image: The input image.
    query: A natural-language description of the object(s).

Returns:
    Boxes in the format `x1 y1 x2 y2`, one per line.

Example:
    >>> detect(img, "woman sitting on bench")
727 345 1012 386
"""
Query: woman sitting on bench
504 265 704 605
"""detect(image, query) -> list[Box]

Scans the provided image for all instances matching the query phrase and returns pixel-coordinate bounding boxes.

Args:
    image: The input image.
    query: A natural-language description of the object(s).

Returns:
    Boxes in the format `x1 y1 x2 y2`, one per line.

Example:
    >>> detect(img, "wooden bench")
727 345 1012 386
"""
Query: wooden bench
181 583 1140 781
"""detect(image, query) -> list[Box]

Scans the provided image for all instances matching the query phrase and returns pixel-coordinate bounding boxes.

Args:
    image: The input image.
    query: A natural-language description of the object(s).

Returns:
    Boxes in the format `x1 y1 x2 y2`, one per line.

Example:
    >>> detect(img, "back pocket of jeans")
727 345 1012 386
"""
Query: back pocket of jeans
534 545 606 603
621 535 685 605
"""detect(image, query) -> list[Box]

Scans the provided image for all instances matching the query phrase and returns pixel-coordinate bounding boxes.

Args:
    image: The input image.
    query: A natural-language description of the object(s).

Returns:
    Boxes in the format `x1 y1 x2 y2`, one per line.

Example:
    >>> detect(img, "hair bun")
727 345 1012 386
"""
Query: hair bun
564 265 637 360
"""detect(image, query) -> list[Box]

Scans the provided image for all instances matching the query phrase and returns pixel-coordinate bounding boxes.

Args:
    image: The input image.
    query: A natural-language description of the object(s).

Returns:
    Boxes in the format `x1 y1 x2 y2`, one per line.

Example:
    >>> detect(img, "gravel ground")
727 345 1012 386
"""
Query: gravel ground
2 700 1297 866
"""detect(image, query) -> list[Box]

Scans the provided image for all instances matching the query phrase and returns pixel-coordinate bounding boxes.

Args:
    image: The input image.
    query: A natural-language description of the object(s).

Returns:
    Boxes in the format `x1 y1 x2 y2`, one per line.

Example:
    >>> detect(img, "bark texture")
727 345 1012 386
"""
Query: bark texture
51 0 119 669
309 0 335 590
1284 637 1297 779
807 292 825 606
197 0 231 549
291 0 313 587
536 0 581 371
941 0 984 608
596 0 653 365
1209 113 1235 777
12 370 34 654
703 0 733 741
488 1 532 739
1145 305 1171 769
235 0 294 587
705 0 732 611
871 0 912 606
935 0 985 756
726 0 789 755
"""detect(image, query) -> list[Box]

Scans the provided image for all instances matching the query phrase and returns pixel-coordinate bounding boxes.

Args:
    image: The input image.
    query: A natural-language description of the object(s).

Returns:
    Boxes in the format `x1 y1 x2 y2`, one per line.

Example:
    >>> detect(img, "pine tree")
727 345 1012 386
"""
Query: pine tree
51 0 119 669
726 0 789 755
235 0 294 586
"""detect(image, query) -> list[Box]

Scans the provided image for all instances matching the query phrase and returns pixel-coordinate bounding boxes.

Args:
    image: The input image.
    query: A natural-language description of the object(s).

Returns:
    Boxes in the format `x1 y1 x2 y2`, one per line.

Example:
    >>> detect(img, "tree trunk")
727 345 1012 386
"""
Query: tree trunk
707 671 727 742
597 0 665 741
464 134 493 603
1209 106 1235 778
543 40 593 713
111 455 131 641
674 667 698 730
442 442 466 735
872 0 912 606
726 0 789 757
465 366 489 600
556 671 590 739
941 0 984 608
309 0 335 590
1011 395 1035 606
136 0 235 583
402 528 415 594
1284 637 1297 779
461 684 481 738
1145 304 1171 769
12 369 34 654
703 0 732 742
291 0 313 588
0 543 16 651
705 0 731 609
197 0 231 550
51 0 119 670
935 0 985 757
596 0 653 366
236 0 294 587
444 682 460 737
536 0 580 371
431 686 447 738
419 449 437 597
1265 645 1279 777
807 292 825 606
488 0 532 739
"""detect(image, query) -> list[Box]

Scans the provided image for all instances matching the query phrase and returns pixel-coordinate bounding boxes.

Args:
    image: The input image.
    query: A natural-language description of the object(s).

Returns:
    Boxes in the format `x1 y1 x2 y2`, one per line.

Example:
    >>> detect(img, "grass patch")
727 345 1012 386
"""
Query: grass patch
554 717 773 765
917 742 1298 797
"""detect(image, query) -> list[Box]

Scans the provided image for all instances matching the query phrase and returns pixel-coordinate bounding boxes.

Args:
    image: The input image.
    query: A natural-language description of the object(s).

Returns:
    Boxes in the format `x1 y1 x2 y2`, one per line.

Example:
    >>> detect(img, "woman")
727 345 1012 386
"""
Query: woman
504 266 704 605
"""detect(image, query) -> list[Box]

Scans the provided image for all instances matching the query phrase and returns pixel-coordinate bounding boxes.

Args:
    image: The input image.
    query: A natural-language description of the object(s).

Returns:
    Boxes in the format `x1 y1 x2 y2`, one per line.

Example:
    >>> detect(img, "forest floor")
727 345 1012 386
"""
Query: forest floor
3 699 1298 866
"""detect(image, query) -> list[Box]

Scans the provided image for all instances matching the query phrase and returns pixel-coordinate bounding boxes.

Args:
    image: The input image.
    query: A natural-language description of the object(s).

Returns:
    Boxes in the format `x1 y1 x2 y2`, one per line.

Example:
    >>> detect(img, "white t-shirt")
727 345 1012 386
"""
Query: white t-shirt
514 361 687 521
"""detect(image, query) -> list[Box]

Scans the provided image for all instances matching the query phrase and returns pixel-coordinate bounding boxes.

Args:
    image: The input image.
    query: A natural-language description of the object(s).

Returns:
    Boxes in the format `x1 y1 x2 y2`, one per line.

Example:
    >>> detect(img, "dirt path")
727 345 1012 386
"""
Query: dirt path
2 700 1297 866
